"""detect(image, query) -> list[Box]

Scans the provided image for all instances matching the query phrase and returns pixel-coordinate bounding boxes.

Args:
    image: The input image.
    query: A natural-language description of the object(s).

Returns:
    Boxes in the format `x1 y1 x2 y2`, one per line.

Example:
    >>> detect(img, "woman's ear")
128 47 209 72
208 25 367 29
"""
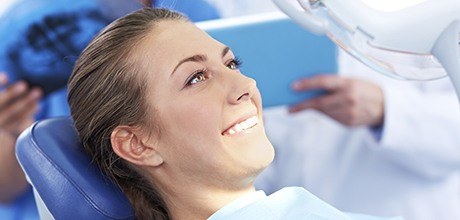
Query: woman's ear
111 126 163 167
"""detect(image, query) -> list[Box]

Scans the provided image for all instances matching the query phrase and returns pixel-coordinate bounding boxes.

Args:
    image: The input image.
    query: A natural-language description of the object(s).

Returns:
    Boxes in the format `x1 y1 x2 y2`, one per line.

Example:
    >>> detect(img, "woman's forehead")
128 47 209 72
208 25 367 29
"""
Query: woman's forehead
152 21 221 51
139 20 224 68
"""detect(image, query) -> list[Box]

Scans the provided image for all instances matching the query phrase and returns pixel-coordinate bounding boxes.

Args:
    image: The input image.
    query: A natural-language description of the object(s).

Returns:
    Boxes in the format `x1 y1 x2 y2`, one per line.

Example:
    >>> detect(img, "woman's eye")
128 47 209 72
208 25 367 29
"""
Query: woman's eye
186 69 208 86
226 57 242 70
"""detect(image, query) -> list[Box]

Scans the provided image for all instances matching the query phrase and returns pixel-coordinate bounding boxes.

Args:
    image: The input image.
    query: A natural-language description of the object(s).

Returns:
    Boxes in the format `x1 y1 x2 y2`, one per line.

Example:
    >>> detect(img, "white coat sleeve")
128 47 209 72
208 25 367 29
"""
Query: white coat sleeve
339 50 460 180
377 78 460 180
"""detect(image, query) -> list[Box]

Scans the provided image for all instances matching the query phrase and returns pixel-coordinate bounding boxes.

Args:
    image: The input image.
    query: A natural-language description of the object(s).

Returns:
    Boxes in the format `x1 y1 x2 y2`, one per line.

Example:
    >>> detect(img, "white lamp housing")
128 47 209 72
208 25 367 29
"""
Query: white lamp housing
273 0 460 98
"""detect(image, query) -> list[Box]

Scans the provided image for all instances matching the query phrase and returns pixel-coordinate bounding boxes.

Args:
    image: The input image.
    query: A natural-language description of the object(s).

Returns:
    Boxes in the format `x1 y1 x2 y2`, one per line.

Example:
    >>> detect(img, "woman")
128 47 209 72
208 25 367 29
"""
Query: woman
67 8 400 220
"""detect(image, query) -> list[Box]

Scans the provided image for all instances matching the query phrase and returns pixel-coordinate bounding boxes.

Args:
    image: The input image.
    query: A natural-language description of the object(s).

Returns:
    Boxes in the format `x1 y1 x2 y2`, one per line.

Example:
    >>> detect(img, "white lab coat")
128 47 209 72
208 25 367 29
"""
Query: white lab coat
256 50 460 220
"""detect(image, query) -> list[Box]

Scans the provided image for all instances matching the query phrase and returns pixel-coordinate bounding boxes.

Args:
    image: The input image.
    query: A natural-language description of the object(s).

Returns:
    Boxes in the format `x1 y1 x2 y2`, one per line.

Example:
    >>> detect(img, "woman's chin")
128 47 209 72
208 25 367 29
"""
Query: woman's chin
246 139 275 173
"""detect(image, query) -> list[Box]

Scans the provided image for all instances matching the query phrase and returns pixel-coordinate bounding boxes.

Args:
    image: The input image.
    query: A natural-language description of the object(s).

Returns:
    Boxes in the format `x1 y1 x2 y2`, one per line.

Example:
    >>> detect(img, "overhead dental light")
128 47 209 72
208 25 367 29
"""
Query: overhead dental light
272 0 460 98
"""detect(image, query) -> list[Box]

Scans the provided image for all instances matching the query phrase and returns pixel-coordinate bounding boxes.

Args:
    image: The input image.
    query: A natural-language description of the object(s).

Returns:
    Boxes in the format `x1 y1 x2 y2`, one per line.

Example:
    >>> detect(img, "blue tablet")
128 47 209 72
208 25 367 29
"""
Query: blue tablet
198 13 337 108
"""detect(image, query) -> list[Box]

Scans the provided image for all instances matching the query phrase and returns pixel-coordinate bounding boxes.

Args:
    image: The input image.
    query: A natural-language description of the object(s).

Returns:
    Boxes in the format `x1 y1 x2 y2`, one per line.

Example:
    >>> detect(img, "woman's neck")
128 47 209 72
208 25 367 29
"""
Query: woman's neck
169 186 255 220
153 173 257 220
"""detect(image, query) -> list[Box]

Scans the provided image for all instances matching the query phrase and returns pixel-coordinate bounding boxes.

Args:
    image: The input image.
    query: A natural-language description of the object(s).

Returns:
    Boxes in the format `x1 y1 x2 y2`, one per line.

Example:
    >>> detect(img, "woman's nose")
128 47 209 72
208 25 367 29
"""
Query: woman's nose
226 72 257 105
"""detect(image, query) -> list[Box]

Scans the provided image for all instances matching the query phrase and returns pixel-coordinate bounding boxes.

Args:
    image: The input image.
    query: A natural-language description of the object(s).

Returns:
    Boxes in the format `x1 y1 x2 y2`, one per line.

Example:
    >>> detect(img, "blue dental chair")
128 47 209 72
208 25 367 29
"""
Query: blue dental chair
16 117 132 219
15 12 337 219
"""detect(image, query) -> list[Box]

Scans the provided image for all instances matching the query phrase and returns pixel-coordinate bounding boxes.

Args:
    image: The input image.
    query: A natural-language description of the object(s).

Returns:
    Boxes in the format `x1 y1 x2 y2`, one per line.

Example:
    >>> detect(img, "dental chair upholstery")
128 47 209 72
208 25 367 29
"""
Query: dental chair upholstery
15 13 337 219
16 117 133 220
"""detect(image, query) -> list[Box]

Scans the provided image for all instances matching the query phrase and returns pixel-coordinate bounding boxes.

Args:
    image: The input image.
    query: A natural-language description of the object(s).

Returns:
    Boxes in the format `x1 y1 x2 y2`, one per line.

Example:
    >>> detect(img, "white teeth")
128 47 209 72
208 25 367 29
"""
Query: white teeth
234 124 243 132
224 116 259 135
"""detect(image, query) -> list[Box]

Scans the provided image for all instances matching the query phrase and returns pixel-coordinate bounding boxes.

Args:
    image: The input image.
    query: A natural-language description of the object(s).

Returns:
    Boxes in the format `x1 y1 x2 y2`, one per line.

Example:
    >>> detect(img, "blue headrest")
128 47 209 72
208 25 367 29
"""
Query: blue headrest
16 117 134 219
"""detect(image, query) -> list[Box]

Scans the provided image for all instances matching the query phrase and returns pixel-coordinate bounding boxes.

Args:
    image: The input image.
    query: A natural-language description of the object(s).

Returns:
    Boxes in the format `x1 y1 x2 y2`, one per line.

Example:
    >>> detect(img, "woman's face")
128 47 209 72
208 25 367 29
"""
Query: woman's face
139 20 274 189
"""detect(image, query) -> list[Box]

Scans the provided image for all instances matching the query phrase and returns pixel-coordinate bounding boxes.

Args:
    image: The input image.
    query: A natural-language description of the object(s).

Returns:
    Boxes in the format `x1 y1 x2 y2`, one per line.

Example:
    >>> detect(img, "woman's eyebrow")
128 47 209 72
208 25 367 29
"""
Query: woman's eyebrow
171 54 206 77
170 46 231 77
221 46 230 58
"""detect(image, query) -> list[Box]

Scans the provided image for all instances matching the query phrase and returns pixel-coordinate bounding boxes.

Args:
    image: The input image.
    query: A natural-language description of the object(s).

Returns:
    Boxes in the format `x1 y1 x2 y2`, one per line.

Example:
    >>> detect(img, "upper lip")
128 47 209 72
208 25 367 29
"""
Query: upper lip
222 111 258 135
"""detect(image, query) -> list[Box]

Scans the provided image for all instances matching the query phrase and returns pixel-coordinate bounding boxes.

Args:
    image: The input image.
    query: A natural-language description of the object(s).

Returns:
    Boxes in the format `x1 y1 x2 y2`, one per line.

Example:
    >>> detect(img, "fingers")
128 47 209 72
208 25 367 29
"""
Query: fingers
289 93 343 113
0 73 8 86
0 81 28 109
289 94 359 126
0 87 42 131
292 74 345 92
6 94 39 123
289 77 385 127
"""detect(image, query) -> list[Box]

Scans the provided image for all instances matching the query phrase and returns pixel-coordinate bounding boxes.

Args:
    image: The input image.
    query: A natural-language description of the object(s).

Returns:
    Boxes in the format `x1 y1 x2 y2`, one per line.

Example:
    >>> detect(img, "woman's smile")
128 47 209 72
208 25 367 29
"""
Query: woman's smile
222 115 259 136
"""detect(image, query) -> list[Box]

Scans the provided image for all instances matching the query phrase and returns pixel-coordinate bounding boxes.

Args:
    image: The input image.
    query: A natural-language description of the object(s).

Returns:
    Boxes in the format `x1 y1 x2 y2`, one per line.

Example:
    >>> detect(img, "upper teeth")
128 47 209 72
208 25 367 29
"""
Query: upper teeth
226 116 258 135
